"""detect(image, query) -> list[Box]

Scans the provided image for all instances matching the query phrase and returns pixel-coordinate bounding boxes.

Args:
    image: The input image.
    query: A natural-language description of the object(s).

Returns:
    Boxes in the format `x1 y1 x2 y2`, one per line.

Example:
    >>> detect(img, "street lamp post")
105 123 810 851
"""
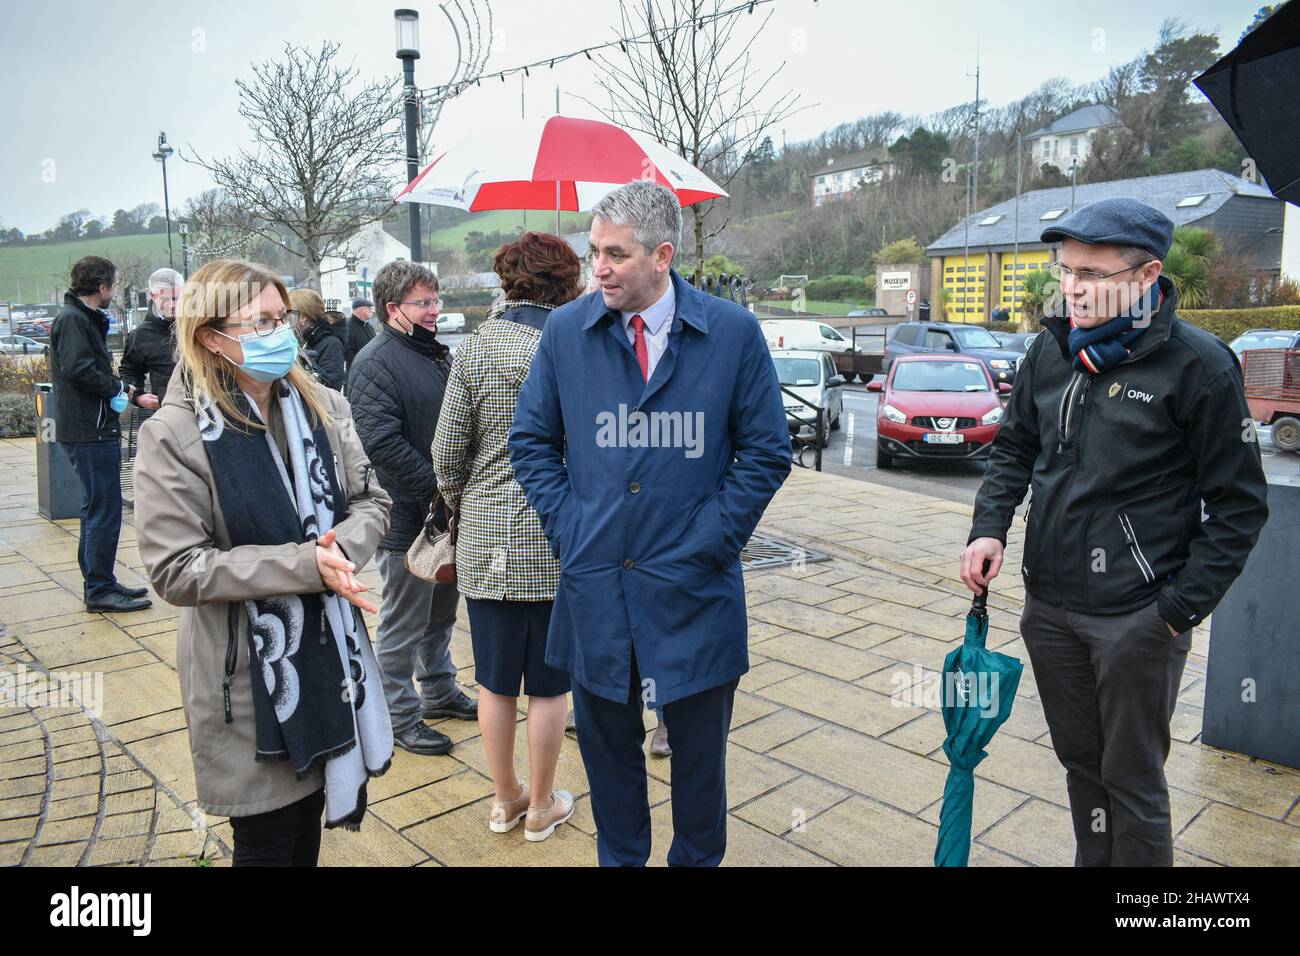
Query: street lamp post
395 9 422 264
152 131 176 270
177 221 190 278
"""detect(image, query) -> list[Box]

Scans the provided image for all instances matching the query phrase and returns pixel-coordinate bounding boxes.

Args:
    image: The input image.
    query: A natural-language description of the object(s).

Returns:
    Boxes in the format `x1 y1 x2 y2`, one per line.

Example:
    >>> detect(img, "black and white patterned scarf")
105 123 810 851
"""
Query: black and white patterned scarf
196 380 392 830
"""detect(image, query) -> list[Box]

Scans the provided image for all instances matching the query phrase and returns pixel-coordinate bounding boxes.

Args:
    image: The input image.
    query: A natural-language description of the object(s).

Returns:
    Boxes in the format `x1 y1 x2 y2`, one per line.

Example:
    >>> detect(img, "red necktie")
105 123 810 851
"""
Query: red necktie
630 313 649 383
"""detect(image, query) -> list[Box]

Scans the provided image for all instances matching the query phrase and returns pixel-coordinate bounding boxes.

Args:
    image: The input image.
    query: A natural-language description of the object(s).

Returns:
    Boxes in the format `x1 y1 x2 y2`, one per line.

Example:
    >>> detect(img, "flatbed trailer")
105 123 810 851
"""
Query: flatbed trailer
1243 347 1300 453
832 324 892 384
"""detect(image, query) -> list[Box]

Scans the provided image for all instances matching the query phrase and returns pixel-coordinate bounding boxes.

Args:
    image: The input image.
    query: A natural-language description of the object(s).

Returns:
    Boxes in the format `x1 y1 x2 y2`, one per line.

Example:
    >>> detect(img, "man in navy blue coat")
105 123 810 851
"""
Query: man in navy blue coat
510 181 791 866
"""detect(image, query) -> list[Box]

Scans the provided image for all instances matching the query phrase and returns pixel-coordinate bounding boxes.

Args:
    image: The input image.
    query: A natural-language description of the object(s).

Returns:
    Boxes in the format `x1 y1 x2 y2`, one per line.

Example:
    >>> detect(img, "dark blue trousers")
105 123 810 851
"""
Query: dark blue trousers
571 651 736 867
64 441 123 602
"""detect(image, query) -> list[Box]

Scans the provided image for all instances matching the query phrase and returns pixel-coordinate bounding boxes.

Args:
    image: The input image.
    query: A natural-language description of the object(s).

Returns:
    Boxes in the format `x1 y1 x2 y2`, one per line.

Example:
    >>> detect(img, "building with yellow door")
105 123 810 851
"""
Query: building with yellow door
925 168 1284 325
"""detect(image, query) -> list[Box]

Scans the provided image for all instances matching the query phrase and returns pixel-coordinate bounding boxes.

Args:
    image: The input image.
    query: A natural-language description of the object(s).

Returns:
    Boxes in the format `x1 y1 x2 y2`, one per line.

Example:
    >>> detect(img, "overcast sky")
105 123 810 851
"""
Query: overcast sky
0 0 1264 234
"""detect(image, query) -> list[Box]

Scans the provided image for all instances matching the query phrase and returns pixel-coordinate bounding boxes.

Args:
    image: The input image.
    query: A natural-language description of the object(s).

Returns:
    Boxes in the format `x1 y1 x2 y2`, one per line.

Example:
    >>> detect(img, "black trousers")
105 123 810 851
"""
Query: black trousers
230 788 326 867
1020 594 1191 866
64 440 123 602
571 650 736 867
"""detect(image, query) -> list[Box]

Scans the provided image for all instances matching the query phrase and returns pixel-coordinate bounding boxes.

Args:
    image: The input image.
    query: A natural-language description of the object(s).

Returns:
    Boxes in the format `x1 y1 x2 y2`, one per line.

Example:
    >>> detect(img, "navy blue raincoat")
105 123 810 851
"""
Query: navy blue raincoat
509 271 791 706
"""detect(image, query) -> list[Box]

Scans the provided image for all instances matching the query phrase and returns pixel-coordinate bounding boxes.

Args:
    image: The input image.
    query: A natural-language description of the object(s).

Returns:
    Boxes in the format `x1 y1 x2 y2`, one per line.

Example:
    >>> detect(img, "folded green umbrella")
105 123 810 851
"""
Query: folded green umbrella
934 584 1023 867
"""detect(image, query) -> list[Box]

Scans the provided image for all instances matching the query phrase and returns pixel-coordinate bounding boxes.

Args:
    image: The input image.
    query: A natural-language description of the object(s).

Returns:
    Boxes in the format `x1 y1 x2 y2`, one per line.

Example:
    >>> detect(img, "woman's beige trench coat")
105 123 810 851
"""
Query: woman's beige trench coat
133 383 391 818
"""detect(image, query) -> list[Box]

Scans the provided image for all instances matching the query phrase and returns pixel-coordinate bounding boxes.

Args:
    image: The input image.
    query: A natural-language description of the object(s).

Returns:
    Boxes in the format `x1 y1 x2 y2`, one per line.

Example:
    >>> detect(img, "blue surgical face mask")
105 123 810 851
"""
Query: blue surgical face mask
110 387 129 414
215 323 299 383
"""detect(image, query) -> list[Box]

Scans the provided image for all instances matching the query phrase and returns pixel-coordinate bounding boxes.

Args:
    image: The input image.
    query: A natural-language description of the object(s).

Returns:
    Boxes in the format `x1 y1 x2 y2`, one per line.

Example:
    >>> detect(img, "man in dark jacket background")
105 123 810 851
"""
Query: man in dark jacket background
119 267 182 411
49 256 152 613
348 262 477 756
960 198 1268 866
344 297 375 371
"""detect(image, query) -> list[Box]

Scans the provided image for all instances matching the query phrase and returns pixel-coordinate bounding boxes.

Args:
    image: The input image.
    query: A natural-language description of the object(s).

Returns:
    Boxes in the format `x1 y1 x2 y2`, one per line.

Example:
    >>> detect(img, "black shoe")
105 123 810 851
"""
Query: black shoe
86 592 153 613
116 584 150 599
394 722 453 756
421 689 478 721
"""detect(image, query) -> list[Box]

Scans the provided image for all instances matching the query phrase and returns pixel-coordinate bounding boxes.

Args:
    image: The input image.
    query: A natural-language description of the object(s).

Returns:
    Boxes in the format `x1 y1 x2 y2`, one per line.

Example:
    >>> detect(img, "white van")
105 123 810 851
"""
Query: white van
761 319 852 353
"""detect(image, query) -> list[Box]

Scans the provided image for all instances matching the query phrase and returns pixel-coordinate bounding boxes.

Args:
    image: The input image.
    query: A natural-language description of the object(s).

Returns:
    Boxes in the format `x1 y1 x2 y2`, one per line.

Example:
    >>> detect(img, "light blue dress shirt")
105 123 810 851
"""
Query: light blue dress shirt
619 280 676 380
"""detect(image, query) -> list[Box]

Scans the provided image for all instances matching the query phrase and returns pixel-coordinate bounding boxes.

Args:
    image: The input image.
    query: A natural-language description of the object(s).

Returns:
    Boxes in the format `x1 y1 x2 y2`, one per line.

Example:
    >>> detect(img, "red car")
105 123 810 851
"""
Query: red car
867 354 1011 468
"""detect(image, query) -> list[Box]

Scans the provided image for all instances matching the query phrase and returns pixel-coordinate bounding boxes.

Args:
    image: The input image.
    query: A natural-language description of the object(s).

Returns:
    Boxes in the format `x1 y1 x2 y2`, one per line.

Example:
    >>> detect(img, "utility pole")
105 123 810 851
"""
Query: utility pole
1013 131 1022 325
966 40 982 323
967 39 981 215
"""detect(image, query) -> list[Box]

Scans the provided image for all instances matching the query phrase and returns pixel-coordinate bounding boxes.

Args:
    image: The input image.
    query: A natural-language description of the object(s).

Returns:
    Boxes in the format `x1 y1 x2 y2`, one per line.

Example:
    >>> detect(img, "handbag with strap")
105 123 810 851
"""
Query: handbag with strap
405 492 458 584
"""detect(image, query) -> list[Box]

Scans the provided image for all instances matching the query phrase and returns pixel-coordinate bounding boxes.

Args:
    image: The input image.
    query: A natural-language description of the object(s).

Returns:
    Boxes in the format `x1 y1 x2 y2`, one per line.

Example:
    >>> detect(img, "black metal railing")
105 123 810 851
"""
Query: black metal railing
780 384 823 472
120 405 149 508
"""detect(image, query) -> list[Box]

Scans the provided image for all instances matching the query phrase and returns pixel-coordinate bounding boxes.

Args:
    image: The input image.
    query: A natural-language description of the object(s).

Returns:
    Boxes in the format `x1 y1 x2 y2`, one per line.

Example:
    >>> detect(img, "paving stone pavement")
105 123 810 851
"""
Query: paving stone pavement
1 437 1297 867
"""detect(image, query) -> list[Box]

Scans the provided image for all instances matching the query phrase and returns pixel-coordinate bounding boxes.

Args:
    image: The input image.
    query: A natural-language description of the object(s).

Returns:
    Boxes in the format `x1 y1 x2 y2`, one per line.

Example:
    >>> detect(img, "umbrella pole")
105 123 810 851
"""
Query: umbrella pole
555 180 561 235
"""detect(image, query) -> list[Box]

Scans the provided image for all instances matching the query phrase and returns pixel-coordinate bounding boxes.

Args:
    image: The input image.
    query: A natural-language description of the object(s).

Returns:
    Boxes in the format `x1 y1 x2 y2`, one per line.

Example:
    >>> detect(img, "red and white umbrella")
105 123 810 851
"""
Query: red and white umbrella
394 114 727 213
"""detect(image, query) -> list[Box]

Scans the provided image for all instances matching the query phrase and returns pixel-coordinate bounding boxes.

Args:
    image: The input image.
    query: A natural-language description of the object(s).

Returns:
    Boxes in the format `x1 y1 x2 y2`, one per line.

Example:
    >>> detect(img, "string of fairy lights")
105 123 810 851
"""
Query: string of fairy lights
419 0 792 101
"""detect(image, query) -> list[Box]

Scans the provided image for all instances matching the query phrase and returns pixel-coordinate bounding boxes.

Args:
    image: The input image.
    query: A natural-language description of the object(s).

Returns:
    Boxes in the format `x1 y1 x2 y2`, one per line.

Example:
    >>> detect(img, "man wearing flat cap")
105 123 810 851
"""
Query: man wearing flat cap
345 297 376 372
959 197 1269 866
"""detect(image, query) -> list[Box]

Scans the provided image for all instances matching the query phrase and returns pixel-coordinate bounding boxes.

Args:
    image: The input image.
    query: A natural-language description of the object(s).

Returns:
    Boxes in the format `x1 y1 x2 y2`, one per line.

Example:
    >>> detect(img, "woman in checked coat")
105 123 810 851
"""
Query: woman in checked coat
432 232 584 842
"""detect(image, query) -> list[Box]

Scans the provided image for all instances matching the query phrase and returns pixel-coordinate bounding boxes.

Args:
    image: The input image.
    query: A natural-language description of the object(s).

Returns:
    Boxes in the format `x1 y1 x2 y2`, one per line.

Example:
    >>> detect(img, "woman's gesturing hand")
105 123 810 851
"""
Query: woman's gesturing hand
315 529 378 614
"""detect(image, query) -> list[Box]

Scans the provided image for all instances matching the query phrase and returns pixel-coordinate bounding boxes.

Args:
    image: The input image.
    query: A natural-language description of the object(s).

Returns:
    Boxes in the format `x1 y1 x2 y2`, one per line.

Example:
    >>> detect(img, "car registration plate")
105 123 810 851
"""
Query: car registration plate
923 433 964 444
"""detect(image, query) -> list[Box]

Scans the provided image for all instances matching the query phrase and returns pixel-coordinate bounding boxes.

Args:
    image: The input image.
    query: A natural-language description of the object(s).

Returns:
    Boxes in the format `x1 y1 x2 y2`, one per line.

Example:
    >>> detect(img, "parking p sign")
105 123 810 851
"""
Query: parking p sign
905 290 917 305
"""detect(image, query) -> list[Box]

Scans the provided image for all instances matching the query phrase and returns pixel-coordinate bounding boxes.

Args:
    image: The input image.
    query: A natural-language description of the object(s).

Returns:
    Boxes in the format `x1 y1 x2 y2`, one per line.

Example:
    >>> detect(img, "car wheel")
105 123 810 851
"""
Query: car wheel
1273 416 1300 453
875 444 893 469
830 413 841 431
858 373 874 384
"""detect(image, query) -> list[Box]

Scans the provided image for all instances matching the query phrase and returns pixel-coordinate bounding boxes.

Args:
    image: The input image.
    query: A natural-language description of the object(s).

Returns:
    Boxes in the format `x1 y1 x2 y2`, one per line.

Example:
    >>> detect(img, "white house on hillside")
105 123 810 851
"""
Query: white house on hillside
319 222 436 310
1024 104 1123 172
811 150 896 207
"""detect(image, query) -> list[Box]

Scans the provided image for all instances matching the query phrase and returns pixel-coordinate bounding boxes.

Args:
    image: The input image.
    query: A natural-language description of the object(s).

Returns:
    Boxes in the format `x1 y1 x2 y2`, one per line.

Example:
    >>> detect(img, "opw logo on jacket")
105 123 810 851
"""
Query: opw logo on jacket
1108 381 1155 404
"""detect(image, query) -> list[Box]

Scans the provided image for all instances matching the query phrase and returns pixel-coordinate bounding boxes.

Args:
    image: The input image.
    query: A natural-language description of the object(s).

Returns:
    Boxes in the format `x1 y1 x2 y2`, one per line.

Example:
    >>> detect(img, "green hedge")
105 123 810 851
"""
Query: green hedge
805 275 868 301
0 355 50 396
455 306 491 332
441 289 497 307
0 393 37 438
1178 306 1300 342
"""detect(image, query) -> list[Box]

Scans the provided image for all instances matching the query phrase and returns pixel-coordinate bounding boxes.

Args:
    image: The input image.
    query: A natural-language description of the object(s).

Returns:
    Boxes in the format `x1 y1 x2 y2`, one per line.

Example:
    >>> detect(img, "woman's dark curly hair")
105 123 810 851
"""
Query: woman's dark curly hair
493 232 583 305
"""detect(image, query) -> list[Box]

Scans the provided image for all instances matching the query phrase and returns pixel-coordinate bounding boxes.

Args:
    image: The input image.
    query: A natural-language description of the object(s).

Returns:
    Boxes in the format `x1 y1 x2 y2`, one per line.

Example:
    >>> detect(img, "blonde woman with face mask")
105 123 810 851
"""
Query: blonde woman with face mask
133 259 393 866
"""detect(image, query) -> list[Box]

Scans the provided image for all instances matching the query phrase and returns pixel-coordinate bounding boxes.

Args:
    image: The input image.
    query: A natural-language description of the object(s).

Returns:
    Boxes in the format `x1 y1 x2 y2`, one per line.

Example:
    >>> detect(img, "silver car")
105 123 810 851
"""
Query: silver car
770 349 845 448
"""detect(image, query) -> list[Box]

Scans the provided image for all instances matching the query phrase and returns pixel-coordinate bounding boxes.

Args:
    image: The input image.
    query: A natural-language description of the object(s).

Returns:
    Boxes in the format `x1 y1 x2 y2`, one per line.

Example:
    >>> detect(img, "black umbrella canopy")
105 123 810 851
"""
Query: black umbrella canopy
1195 1 1300 203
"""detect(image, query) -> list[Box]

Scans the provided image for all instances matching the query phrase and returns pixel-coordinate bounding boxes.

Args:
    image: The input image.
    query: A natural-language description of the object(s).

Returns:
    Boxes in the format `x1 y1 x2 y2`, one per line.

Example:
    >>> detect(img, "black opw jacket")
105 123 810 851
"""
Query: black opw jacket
49 293 125 444
119 307 177 405
346 324 452 551
969 276 1269 633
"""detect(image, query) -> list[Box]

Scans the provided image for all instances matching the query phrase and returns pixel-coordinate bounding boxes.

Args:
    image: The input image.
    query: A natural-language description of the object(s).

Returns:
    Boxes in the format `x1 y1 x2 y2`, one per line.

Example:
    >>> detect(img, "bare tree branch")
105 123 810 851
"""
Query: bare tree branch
583 0 807 275
184 42 404 286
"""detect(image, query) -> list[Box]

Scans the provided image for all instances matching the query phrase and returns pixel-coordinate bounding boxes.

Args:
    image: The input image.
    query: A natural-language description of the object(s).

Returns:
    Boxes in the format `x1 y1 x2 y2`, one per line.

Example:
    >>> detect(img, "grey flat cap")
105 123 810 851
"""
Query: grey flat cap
352 297 373 310
1040 197 1175 259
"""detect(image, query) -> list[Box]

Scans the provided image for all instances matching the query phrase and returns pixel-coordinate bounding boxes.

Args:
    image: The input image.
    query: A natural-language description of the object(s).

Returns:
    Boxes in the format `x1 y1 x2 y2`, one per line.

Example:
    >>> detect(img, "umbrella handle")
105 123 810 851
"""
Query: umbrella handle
971 560 990 616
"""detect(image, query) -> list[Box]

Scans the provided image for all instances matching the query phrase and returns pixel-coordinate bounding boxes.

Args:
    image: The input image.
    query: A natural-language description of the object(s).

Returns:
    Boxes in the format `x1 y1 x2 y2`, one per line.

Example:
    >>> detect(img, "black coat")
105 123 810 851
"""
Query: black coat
119 307 177 405
344 315 376 368
324 318 349 349
970 276 1269 634
347 324 452 551
301 320 346 391
49 293 125 444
